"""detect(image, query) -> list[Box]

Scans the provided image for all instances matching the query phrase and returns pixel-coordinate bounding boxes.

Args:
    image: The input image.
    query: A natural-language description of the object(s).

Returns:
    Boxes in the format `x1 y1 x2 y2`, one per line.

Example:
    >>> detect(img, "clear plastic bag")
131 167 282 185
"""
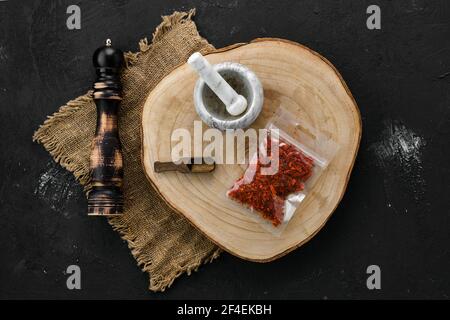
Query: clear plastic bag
227 106 339 236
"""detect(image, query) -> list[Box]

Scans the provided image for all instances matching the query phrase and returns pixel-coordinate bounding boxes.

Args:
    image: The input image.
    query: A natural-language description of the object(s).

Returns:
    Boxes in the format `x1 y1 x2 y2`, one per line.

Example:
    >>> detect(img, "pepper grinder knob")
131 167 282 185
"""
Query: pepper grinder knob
88 39 124 216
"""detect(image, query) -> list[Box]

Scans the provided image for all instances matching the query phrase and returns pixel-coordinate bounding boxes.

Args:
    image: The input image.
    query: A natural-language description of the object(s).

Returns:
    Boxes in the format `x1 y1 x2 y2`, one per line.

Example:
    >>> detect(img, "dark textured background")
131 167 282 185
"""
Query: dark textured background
0 0 449 299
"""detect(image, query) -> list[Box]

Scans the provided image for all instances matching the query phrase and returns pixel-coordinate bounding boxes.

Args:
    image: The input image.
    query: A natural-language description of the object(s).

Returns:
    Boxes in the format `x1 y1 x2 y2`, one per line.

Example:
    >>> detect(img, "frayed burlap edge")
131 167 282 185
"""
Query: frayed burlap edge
124 9 198 66
33 9 222 292
111 216 221 291
33 93 94 189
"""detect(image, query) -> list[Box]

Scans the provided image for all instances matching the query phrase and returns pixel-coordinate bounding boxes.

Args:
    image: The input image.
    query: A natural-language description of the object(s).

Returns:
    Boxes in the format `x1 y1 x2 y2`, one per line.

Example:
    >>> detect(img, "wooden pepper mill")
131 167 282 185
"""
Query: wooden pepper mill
87 39 124 216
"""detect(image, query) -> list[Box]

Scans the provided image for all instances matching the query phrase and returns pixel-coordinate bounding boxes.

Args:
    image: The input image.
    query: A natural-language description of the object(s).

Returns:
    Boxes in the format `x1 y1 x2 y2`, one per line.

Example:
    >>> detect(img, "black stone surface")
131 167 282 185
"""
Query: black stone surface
0 0 449 299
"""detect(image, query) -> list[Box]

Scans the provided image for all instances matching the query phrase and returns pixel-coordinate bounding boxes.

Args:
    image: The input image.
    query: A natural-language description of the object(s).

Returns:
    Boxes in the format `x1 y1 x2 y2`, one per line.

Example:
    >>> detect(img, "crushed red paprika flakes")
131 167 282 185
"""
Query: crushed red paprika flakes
227 135 315 226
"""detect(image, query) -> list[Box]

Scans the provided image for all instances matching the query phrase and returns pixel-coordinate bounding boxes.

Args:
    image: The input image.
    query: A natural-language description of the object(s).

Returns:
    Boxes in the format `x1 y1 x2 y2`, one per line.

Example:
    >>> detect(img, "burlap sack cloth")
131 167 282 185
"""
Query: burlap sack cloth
33 10 221 292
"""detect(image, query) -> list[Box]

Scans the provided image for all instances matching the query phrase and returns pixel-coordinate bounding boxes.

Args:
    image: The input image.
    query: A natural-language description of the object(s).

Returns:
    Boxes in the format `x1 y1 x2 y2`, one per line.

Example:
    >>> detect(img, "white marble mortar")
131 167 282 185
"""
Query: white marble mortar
193 62 264 130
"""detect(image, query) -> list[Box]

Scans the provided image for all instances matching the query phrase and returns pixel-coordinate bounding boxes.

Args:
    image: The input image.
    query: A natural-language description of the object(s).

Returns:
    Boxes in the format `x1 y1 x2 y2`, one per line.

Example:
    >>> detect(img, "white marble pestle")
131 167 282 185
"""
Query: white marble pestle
188 52 247 116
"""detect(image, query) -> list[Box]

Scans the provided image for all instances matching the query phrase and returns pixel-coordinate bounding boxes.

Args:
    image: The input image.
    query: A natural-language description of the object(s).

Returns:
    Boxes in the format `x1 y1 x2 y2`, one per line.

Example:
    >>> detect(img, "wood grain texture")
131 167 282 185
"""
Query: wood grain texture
88 81 124 216
142 38 361 261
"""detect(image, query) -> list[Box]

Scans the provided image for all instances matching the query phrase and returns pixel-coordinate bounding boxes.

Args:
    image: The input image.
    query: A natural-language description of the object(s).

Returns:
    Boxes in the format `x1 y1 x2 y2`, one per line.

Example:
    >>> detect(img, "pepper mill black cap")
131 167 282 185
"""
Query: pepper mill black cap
92 39 123 99
93 39 124 71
